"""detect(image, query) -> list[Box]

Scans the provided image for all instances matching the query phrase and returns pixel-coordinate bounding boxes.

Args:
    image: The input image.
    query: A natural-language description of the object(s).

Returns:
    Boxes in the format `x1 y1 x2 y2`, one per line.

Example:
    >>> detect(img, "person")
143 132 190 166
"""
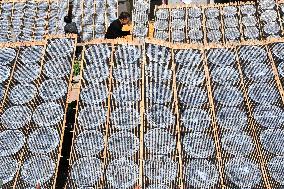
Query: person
64 16 82 59
105 12 131 39
64 16 79 36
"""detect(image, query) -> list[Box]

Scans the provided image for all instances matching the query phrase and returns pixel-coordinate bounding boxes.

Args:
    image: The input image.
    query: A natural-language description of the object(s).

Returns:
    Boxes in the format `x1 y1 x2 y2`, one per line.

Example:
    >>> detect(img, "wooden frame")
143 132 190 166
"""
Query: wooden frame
3 35 284 188
0 0 70 43
152 1 284 44
62 37 284 188
0 35 77 189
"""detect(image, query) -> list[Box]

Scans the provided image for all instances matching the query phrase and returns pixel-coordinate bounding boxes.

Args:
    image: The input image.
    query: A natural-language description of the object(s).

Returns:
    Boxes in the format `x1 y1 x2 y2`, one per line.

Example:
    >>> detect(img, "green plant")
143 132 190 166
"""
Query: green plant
73 61 80 76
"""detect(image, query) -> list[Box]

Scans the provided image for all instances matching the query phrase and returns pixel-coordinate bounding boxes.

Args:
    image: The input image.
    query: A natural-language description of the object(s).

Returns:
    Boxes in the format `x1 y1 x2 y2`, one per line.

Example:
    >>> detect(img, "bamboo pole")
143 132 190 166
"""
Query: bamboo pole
266 44 284 112
0 43 21 111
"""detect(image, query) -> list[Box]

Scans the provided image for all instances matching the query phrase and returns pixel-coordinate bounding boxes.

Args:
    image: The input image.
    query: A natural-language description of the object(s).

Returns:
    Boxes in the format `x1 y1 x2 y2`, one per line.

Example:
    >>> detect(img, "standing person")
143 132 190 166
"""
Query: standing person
105 12 131 39
64 16 82 59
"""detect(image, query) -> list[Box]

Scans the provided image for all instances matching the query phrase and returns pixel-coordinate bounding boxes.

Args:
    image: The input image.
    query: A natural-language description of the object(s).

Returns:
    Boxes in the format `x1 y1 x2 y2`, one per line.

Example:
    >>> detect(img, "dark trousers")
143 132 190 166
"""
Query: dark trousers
75 35 82 59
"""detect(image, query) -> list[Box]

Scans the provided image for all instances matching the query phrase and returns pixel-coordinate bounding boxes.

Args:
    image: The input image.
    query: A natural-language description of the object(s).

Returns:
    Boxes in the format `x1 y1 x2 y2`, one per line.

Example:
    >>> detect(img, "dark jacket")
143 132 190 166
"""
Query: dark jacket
64 22 81 43
64 22 78 35
105 19 130 39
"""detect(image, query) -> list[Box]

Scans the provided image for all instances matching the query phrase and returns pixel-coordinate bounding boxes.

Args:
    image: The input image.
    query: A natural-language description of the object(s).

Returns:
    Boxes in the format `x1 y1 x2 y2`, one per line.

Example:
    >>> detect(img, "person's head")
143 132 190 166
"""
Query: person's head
119 12 131 25
64 16 72 23
36 182 41 189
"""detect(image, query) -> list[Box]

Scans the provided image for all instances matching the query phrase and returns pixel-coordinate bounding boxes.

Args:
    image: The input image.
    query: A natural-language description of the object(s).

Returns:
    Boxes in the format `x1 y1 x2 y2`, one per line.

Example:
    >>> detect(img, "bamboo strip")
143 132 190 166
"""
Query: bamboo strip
101 41 115 187
276 2 284 37
81 0 85 38
46 34 77 39
202 6 207 46
234 45 272 189
138 39 146 188
0 1 3 16
0 41 46 48
266 44 284 113
54 0 62 33
82 38 141 46
0 43 24 189
185 6 189 43
155 0 256 9
9 0 15 41
238 2 245 42
11 39 48 188
168 7 172 42
171 46 184 189
255 1 264 40
32 0 39 41
92 0 96 40
9 151 24 189
202 48 226 189
0 45 20 112
220 6 226 43
45 0 52 36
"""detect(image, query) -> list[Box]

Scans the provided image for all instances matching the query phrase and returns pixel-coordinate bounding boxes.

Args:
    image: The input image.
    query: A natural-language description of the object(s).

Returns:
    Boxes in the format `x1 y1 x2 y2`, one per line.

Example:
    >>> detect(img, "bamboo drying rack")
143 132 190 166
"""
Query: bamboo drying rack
1 29 284 189
0 0 69 43
152 0 284 45
64 36 284 189
0 34 77 189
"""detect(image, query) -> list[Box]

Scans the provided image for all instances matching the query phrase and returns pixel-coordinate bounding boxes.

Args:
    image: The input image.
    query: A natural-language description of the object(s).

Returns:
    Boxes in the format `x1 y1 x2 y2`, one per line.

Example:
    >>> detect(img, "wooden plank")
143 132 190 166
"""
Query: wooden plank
63 46 84 189
52 35 78 189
